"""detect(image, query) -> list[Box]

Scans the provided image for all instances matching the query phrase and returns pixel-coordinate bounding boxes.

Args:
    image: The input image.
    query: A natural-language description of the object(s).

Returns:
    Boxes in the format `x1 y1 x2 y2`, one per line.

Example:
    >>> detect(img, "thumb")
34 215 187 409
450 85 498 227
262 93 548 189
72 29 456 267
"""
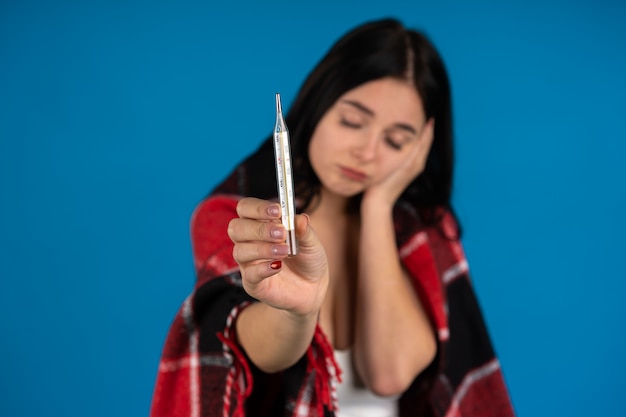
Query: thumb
293 213 327 260
294 213 317 250
291 213 328 279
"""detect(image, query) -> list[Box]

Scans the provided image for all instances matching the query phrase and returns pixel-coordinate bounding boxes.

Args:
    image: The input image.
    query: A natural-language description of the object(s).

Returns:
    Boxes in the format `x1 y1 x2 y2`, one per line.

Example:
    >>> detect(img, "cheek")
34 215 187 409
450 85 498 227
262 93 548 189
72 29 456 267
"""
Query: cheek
375 148 417 182
384 148 411 171
308 130 330 174
379 158 404 180
309 124 338 161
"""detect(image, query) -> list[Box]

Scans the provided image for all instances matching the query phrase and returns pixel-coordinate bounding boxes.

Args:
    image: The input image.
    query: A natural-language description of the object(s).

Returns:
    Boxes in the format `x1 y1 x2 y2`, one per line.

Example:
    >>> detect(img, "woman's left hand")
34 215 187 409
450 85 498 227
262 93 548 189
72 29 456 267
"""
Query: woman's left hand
363 118 435 208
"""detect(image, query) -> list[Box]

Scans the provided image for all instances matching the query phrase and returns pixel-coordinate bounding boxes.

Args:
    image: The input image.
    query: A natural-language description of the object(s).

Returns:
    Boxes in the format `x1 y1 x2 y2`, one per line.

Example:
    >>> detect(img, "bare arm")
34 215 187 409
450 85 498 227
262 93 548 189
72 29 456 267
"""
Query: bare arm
228 198 329 373
353 199 436 396
353 119 437 396
236 302 319 373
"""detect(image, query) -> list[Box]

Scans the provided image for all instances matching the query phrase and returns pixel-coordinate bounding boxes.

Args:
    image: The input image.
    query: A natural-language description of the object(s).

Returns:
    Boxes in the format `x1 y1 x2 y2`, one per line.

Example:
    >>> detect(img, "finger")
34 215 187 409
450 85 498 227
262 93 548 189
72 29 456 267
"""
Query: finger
232 241 290 264
236 197 282 220
241 260 283 286
228 218 286 243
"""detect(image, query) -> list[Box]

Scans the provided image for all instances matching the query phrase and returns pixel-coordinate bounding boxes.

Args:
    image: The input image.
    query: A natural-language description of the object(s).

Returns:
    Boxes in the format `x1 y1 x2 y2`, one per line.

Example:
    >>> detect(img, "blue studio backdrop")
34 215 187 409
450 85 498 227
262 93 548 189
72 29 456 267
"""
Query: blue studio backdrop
1 1 625 416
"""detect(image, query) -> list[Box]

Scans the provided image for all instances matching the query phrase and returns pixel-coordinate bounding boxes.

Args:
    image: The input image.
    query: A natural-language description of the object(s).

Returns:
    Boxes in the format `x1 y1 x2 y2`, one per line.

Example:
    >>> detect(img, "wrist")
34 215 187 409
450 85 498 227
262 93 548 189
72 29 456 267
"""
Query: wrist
361 193 394 217
278 308 320 341
279 305 320 324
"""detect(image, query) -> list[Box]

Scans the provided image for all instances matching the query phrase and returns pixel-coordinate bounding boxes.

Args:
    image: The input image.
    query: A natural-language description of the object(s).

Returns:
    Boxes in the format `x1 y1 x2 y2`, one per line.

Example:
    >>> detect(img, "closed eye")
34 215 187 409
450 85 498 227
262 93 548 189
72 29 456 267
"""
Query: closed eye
385 137 403 150
340 118 363 129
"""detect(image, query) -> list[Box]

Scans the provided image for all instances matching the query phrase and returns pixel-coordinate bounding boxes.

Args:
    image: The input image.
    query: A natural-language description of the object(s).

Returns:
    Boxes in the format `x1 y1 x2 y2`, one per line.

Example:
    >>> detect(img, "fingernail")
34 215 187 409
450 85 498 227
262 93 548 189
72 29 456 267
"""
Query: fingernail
269 260 282 270
272 245 289 256
270 226 284 239
267 205 280 217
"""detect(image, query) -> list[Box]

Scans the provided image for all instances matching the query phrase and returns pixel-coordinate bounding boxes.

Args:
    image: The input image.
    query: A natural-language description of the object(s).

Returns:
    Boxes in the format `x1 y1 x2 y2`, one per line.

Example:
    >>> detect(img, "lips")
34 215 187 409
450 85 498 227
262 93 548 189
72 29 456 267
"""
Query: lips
338 165 368 182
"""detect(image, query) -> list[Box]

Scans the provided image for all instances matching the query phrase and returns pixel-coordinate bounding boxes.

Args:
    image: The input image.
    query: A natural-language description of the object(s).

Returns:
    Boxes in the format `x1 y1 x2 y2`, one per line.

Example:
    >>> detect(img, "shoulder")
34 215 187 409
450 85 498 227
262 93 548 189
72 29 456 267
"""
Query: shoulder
394 203 460 243
191 195 241 227
190 194 243 279
431 206 460 241
190 194 246 242
423 207 468 283
396 203 466 274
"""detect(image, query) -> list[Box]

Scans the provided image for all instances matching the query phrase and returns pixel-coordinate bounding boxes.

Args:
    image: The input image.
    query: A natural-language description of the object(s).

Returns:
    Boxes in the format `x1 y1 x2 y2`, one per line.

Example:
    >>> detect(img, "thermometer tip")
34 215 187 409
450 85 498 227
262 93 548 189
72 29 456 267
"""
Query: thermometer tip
275 93 282 113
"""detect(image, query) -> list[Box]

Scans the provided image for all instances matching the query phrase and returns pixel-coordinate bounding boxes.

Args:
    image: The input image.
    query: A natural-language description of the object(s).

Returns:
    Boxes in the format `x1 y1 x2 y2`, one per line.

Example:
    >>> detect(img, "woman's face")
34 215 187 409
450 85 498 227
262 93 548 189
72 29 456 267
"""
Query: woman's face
309 77 429 199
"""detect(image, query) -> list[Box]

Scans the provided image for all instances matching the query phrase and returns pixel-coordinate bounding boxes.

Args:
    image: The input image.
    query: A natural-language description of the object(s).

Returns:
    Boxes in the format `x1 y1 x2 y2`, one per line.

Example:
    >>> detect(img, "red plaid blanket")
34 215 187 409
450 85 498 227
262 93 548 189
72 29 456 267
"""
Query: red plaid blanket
150 150 515 416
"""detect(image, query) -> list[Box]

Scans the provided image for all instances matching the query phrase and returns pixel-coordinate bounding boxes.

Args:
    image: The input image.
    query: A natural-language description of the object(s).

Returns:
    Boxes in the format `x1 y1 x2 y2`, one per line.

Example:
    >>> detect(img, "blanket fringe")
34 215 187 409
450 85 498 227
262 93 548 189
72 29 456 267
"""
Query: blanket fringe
306 327 342 416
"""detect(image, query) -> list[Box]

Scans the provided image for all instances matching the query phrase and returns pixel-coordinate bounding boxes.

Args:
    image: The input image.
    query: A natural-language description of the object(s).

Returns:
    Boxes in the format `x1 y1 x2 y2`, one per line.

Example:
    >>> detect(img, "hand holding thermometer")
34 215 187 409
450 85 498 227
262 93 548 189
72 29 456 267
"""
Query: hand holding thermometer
273 93 298 256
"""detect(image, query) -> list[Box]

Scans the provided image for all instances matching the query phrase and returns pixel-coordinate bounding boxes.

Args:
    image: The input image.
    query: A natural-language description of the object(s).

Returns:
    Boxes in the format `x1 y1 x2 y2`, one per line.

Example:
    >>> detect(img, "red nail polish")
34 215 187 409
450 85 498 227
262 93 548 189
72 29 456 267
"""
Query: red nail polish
270 260 282 270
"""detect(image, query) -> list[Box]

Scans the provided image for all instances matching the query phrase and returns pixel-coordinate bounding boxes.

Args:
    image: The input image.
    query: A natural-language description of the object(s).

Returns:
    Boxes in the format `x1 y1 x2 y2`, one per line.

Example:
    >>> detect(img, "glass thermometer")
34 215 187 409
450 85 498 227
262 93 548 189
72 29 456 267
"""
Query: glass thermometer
273 93 298 255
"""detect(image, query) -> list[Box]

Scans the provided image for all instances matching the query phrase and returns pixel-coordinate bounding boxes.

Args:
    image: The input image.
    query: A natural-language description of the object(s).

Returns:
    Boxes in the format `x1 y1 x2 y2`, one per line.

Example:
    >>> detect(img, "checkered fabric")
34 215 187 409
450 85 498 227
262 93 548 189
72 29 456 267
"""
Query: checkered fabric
150 144 515 417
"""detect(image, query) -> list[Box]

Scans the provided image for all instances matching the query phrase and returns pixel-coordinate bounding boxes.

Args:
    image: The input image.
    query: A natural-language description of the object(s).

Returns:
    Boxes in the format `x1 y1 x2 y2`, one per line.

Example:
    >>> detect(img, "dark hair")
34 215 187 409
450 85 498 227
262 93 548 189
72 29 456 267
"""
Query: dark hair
215 18 457 229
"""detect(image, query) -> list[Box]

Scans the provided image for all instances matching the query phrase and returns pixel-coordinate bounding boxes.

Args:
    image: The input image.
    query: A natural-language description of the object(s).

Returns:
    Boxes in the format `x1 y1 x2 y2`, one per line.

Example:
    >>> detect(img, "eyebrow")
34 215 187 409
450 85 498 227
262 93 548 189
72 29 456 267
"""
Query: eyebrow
340 99 418 135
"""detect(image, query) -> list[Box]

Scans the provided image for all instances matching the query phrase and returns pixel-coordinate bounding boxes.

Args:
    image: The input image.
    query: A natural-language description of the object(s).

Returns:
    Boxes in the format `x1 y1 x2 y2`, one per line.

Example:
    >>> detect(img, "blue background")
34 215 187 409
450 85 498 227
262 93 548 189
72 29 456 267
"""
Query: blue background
1 0 624 416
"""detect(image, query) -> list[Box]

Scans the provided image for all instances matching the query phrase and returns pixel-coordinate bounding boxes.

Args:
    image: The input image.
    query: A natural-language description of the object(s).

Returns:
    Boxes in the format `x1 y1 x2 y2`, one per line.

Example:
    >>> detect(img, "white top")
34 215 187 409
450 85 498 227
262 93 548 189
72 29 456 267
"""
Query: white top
333 350 398 417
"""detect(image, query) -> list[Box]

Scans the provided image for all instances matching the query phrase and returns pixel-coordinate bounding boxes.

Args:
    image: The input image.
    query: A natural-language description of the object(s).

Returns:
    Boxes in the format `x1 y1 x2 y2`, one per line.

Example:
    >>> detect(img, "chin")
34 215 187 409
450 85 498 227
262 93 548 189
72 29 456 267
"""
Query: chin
330 187 364 198
320 179 365 199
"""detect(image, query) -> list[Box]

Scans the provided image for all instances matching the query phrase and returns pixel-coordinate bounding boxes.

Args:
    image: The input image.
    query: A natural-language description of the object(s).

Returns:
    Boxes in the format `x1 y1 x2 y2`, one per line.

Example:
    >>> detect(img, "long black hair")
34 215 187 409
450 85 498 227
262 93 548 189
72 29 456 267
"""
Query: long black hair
214 18 457 230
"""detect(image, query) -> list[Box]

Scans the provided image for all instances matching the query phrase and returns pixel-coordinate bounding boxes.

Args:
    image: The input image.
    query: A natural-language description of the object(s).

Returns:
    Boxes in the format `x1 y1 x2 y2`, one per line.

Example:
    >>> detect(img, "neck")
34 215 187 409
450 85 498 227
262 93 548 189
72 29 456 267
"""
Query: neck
309 188 353 218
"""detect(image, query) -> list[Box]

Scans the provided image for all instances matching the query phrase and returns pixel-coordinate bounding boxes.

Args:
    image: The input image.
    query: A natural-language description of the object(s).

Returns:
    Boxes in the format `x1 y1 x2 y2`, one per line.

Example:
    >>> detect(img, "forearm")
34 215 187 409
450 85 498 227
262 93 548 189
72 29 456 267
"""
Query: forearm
236 301 319 373
354 200 436 396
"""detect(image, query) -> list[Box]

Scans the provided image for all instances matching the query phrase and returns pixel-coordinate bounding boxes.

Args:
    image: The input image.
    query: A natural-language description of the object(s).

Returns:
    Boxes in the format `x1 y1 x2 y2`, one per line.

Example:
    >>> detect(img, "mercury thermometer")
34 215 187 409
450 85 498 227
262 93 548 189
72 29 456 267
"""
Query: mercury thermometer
273 93 298 256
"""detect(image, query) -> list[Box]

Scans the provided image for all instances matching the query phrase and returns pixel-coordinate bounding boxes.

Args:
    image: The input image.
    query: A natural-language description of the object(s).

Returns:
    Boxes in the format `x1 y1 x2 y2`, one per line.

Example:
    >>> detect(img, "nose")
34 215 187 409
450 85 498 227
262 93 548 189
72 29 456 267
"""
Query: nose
352 133 379 162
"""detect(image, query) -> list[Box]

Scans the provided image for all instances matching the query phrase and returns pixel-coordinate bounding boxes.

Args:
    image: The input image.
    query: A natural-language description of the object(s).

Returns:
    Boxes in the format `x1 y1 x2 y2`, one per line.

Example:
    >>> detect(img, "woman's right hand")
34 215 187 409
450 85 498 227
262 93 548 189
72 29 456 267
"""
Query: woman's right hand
228 197 329 317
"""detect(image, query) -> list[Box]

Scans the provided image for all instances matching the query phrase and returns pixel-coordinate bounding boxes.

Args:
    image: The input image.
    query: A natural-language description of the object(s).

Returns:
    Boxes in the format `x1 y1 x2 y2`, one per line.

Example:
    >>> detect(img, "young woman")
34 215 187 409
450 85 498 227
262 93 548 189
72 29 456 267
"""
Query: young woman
150 18 515 417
